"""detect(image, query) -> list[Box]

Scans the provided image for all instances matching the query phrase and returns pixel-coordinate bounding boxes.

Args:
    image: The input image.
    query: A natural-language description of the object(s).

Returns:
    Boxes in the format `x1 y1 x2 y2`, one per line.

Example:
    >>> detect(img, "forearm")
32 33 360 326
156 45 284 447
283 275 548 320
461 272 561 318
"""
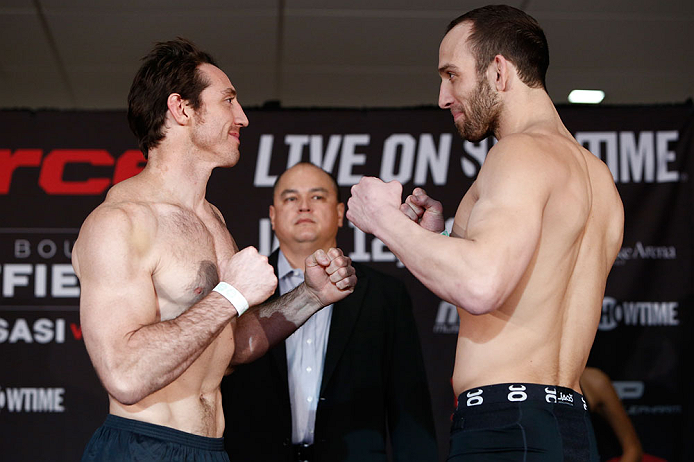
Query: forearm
372 207 498 314
99 292 235 404
230 283 322 365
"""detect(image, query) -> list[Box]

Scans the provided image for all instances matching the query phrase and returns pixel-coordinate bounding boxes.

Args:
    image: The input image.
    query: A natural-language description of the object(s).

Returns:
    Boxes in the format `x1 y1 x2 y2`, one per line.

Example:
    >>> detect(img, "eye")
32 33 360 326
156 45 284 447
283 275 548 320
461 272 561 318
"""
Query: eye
312 195 325 201
447 72 455 81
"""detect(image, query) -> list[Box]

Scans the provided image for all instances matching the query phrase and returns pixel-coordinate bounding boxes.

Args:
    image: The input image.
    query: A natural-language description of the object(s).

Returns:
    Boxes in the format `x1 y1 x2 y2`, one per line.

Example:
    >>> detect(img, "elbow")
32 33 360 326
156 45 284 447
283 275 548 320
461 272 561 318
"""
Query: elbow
453 274 505 315
101 373 147 406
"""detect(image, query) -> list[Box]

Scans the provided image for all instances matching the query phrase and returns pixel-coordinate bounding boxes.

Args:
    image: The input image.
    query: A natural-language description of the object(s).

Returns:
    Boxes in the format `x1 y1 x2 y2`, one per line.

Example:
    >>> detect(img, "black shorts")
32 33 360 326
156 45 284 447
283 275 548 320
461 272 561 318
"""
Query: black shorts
81 414 230 462
448 383 599 462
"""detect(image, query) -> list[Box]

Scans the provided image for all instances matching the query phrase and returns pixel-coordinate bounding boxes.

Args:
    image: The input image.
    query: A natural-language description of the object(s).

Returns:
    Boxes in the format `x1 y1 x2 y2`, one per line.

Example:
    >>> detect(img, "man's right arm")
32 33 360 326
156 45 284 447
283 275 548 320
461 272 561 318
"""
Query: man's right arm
347 136 550 315
75 206 253 405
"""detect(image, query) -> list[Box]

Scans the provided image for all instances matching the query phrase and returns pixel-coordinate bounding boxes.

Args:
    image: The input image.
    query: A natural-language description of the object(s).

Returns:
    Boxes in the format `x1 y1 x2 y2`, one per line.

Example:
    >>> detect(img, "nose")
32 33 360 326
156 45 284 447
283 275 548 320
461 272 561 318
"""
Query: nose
298 196 311 211
438 80 453 109
235 101 249 128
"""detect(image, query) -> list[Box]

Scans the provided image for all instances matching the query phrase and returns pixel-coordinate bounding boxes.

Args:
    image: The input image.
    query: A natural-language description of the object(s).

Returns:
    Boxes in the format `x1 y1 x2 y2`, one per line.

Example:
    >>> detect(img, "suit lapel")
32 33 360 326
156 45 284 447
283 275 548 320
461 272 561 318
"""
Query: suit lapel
268 251 290 400
320 263 369 395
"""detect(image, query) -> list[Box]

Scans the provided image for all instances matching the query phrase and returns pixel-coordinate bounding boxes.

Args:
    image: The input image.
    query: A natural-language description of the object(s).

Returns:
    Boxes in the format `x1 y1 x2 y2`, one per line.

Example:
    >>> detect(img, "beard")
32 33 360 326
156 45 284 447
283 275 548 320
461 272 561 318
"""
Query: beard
190 109 240 166
455 76 502 143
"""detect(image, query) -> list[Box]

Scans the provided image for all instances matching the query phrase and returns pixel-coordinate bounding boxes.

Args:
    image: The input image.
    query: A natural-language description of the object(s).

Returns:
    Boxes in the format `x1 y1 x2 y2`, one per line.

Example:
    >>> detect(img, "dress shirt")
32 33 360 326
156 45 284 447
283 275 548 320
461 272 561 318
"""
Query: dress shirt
277 250 334 445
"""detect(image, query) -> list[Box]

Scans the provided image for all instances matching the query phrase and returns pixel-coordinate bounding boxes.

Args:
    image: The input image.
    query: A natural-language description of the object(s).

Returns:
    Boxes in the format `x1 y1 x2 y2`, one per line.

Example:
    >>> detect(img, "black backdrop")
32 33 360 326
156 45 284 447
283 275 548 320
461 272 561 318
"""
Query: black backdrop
1 104 691 461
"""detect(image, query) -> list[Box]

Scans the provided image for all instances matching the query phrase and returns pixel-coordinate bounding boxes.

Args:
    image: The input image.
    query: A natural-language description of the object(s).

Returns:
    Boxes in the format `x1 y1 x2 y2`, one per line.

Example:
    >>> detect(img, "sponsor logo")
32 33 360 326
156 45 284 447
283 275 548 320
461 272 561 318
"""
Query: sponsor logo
575 130 681 184
611 381 682 416
615 241 676 265
558 392 574 404
626 404 682 416
0 149 145 195
613 381 645 400
545 387 557 403
1 231 80 301
599 297 679 331
0 386 66 413
0 317 82 344
433 301 459 334
507 384 527 402
466 388 484 407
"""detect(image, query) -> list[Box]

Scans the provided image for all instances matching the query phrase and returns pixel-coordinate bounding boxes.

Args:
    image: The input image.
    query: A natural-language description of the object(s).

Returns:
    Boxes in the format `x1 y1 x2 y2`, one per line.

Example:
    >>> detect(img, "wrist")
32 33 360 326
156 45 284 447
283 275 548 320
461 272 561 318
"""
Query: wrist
297 282 326 313
213 282 249 316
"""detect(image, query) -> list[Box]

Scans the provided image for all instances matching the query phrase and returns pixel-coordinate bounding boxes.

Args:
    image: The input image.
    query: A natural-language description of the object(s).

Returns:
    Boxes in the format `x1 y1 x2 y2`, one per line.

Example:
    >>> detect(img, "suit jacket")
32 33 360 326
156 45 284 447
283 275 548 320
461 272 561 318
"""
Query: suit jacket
221 250 437 462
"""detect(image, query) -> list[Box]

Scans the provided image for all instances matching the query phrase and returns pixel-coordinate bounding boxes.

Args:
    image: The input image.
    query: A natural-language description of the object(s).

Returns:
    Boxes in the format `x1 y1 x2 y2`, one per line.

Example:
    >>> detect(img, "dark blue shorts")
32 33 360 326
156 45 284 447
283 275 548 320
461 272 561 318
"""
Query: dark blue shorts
448 383 599 462
81 414 230 462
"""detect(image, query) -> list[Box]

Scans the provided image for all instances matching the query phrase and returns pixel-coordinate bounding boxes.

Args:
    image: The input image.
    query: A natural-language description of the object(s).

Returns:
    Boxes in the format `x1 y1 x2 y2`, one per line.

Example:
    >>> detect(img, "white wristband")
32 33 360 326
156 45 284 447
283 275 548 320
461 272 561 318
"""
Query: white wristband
213 282 249 317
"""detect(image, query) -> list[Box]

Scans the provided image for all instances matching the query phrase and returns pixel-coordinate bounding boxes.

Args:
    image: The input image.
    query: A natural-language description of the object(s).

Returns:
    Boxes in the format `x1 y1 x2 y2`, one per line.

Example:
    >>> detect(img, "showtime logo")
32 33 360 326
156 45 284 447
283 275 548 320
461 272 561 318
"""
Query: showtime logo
0 386 65 413
0 148 145 195
599 297 679 331
433 301 459 333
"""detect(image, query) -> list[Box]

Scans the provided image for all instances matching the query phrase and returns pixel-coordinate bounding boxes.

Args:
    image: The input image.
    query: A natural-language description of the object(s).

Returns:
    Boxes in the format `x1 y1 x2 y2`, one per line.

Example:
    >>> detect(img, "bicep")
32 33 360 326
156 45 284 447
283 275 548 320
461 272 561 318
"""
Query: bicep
76 211 157 370
465 156 548 283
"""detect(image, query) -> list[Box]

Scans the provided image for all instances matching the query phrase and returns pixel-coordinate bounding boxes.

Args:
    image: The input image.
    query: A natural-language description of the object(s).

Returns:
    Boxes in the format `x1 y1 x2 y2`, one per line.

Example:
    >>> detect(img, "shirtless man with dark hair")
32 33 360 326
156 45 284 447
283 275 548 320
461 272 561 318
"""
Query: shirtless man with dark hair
73 38 356 462
347 5 623 461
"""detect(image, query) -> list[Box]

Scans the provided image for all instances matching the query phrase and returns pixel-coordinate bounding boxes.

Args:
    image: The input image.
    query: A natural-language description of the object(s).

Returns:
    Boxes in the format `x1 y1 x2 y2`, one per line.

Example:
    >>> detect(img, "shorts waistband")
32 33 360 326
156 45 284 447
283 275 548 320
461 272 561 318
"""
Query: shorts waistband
456 383 588 411
103 414 225 451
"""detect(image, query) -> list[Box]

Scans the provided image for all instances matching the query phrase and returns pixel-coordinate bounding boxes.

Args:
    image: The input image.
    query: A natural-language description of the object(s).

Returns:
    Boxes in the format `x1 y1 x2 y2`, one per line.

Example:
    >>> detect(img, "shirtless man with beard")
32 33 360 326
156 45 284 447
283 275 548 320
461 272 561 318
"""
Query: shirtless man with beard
347 6 623 461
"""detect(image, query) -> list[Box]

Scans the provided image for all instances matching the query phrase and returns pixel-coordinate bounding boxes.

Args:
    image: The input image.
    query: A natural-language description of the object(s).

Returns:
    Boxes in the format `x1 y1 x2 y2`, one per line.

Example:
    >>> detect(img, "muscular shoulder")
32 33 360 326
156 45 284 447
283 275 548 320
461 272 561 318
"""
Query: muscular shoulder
484 133 567 173
73 201 158 278
474 133 559 206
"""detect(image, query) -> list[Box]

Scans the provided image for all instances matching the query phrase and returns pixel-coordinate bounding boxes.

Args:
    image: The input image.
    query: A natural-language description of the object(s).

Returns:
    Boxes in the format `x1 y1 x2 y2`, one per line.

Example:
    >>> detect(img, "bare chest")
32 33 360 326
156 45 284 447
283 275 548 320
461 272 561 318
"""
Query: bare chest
150 207 235 321
452 184 478 237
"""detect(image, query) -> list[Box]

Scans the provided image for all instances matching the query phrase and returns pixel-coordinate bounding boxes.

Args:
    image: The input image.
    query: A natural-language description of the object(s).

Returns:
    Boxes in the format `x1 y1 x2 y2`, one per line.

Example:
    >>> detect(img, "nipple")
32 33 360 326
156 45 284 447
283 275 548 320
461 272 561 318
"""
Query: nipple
194 287 203 295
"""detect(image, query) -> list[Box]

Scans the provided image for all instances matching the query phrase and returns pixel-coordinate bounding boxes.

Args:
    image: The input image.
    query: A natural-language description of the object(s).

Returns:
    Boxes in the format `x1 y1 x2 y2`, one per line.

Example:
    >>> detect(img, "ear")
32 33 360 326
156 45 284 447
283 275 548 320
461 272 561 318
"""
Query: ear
336 202 345 228
269 205 276 230
166 93 191 126
491 54 511 92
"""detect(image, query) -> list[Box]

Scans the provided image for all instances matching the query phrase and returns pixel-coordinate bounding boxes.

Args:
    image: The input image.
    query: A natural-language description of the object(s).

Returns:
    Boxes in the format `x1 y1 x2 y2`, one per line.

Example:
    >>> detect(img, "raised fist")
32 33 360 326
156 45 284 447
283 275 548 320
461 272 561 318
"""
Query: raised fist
304 248 357 307
220 246 277 307
400 188 445 233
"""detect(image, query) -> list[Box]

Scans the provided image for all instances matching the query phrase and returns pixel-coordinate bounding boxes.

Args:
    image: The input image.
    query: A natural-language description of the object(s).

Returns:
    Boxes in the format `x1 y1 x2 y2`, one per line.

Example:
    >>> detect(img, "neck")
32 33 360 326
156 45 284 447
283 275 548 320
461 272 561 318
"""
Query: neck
141 142 215 210
495 87 565 139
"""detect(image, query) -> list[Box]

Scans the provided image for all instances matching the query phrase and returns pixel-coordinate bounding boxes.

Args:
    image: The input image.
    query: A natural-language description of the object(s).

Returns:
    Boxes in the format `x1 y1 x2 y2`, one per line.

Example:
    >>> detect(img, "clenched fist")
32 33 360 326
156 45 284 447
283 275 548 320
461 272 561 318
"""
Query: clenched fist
304 248 357 307
220 246 277 308
346 177 403 235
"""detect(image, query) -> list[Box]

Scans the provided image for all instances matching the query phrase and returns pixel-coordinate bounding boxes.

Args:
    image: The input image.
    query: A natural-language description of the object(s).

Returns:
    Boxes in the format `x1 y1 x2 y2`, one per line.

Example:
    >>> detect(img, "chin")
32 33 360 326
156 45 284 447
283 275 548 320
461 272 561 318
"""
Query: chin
219 150 240 167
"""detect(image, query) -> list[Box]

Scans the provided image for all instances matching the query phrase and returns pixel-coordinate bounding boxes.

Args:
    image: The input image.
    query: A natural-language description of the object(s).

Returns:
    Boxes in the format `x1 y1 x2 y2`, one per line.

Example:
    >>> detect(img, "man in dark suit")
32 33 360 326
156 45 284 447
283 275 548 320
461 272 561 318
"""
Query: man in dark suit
221 162 437 462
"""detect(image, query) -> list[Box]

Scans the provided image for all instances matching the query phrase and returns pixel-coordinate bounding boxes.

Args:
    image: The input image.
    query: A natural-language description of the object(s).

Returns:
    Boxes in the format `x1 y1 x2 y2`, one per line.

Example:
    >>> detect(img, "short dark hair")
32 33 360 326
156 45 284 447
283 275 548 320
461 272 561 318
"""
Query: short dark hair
127 38 217 158
273 162 342 203
447 5 549 89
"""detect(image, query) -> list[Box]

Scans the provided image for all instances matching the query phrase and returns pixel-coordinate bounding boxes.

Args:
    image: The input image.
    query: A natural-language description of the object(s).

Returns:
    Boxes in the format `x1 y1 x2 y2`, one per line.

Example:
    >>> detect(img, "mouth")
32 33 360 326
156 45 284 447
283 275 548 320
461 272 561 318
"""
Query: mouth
229 132 240 142
295 218 315 225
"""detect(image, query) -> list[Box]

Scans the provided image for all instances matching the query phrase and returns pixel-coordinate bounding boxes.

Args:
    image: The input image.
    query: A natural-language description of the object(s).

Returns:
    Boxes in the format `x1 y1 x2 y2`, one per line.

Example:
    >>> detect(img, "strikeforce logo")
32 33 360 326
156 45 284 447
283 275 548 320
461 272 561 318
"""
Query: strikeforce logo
0 149 145 195
0 386 65 413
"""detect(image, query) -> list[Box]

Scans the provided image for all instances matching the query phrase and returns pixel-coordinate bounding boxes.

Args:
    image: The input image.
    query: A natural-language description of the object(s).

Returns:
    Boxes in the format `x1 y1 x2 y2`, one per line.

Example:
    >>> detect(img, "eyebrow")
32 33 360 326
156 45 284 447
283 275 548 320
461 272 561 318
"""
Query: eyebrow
279 187 329 197
222 88 237 98
438 63 458 74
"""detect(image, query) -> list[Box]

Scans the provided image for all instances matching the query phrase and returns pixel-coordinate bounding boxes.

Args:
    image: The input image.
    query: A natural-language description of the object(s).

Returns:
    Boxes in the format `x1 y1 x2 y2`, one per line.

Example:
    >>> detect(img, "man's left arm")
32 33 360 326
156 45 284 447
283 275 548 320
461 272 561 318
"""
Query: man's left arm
228 248 356 368
386 281 438 461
